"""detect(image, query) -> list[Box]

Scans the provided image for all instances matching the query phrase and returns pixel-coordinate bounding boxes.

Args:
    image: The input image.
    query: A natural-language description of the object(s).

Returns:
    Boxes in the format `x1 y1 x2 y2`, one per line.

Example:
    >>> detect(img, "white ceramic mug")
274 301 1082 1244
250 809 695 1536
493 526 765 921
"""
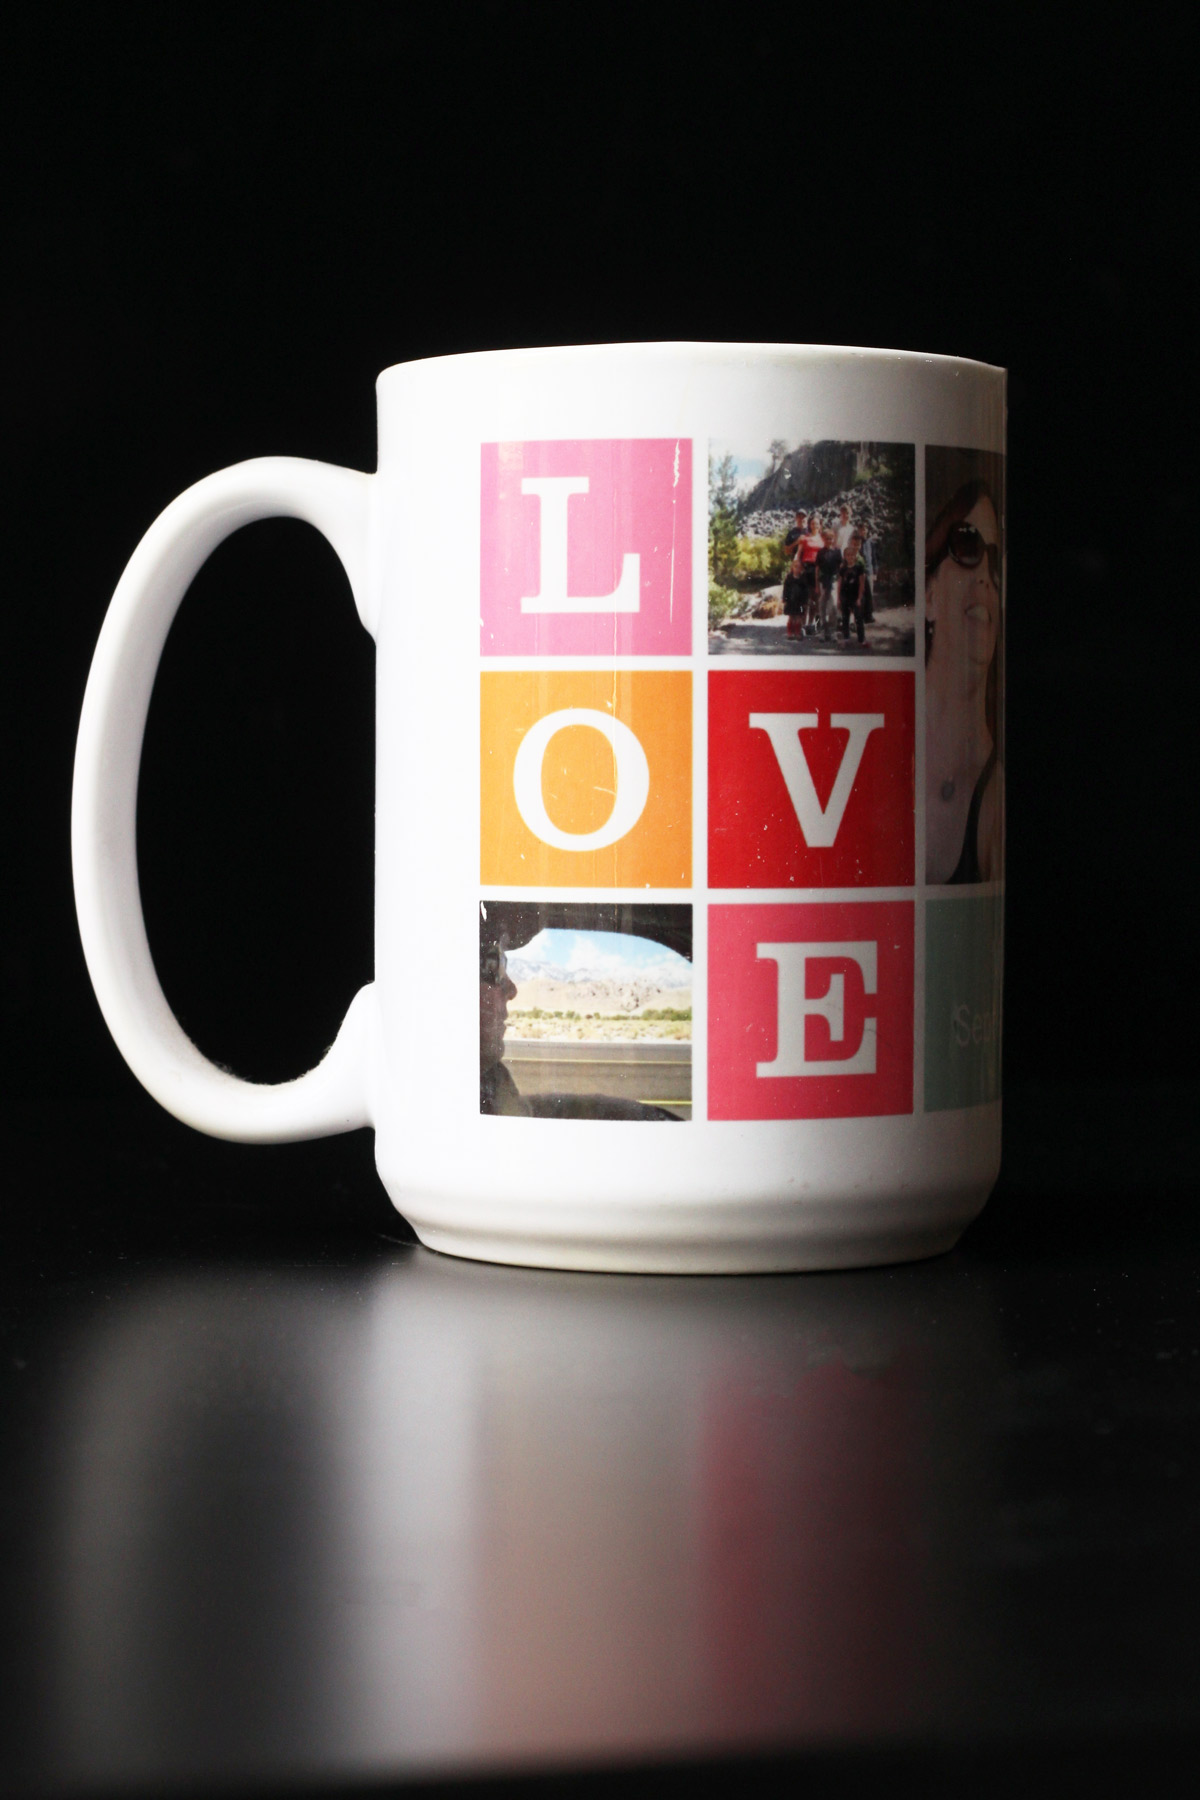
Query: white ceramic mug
73 342 1005 1272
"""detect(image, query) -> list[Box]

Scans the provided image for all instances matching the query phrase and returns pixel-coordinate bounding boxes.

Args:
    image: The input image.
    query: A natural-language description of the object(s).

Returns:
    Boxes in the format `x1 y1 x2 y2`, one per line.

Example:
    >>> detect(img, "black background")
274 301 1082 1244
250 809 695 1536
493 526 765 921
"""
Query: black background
2 4 1195 1237
3 11 1200 1797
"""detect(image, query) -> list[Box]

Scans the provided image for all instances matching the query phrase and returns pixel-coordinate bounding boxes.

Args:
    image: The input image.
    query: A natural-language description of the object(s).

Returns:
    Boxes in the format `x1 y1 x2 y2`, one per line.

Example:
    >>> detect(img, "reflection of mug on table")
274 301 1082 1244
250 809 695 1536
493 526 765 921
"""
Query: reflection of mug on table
35 1250 1002 1783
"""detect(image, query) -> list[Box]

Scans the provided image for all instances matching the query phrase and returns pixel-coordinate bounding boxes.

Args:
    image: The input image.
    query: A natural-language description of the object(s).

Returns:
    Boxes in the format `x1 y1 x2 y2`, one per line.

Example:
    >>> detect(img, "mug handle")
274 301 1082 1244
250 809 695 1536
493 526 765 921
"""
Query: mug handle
72 456 378 1142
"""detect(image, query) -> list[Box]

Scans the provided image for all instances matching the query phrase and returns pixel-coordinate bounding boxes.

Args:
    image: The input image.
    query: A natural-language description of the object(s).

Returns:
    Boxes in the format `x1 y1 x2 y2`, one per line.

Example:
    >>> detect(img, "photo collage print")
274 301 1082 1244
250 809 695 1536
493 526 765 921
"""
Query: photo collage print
479 438 1003 1123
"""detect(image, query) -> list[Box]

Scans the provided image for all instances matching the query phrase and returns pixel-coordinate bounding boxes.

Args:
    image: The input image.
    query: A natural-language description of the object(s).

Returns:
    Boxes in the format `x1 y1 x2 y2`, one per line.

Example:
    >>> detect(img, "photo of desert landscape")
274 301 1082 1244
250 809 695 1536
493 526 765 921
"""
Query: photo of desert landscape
480 902 692 1121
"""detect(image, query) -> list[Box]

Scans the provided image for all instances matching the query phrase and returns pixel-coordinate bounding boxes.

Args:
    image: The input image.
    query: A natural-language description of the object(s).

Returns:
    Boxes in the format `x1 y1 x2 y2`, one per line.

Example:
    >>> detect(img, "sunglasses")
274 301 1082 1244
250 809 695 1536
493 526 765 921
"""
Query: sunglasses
480 943 509 986
947 522 1002 584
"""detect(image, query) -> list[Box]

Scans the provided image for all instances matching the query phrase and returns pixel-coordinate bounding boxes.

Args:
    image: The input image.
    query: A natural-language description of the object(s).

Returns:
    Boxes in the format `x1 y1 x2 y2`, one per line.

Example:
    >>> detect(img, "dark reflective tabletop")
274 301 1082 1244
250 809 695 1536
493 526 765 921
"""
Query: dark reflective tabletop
3 1082 1199 1796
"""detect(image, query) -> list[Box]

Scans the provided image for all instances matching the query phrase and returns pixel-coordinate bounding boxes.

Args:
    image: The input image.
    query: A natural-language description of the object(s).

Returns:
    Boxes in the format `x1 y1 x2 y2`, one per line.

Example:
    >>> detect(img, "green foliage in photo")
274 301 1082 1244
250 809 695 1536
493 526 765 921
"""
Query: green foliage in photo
732 535 786 583
709 450 740 586
709 576 740 628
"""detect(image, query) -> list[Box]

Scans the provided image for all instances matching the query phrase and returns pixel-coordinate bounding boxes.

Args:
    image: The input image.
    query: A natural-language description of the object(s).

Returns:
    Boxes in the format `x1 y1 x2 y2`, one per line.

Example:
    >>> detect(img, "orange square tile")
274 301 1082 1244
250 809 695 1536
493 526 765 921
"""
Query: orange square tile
481 671 691 888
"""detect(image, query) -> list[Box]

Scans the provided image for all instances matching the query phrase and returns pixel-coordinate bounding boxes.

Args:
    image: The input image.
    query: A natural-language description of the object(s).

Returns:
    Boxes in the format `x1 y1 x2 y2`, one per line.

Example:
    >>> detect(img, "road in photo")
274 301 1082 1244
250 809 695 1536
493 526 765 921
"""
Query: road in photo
504 1040 691 1118
710 601 915 657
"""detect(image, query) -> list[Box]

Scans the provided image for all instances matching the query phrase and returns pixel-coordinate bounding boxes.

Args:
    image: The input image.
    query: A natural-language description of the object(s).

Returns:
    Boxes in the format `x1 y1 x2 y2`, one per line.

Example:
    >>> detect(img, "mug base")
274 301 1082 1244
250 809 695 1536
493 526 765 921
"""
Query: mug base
406 1218 970 1276
385 1109 1000 1275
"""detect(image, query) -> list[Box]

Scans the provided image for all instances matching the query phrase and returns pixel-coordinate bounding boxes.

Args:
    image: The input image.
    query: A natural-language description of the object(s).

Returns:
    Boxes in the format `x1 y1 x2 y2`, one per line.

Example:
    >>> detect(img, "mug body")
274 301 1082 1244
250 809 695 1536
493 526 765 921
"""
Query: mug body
370 343 1005 1272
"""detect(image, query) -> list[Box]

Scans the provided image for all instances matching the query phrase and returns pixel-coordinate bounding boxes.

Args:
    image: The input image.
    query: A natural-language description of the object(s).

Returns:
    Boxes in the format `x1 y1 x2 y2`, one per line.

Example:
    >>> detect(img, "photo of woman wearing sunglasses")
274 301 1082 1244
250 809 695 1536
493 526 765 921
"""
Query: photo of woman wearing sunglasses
925 451 1005 885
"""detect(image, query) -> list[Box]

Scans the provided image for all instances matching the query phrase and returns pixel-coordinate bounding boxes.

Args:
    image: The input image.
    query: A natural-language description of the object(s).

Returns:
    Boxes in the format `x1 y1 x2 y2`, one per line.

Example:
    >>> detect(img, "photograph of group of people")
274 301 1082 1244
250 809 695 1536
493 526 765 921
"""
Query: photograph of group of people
708 439 916 657
781 505 876 645
924 446 1004 885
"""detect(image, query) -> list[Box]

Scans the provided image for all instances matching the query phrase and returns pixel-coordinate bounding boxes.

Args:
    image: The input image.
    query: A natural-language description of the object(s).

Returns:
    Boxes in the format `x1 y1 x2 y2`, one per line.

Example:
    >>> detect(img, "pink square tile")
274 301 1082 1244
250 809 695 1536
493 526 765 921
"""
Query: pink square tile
481 439 692 656
708 901 914 1120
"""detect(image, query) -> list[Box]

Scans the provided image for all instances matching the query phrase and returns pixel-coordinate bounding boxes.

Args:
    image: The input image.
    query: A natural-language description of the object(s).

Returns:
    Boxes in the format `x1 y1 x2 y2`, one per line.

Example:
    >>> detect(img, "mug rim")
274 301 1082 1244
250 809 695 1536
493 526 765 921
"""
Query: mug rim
377 339 1007 382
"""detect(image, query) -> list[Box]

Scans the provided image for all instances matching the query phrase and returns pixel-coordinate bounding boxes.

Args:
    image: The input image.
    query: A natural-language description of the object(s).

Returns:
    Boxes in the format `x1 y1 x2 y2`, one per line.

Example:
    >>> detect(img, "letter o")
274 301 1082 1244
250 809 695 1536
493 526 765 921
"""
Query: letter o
512 708 651 851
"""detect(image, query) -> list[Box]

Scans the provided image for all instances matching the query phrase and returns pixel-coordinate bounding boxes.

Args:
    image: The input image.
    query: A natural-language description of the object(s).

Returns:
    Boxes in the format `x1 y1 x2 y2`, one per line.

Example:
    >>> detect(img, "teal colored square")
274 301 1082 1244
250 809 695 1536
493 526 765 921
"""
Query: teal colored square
925 896 1003 1111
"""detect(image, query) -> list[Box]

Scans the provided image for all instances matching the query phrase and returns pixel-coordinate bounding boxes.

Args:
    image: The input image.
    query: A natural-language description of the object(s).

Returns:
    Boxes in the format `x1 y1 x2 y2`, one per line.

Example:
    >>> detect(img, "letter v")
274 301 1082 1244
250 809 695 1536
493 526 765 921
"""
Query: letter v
748 712 885 846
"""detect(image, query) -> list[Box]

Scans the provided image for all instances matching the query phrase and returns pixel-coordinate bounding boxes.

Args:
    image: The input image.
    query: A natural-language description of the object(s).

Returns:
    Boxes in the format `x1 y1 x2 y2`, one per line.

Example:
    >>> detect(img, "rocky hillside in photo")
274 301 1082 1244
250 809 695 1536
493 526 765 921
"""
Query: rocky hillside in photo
739 439 873 516
736 442 915 574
